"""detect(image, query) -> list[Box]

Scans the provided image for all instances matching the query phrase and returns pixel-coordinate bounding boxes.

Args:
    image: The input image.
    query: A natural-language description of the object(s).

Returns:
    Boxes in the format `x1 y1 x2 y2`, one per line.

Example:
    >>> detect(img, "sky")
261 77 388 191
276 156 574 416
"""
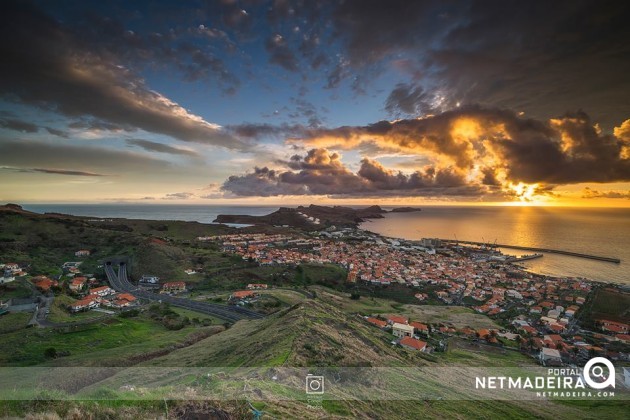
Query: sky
1 0 629 206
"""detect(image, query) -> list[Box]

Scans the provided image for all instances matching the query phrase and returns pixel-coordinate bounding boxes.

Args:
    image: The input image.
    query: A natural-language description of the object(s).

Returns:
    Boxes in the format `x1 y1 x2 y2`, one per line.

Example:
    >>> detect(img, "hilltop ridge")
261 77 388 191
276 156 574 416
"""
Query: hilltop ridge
213 204 415 229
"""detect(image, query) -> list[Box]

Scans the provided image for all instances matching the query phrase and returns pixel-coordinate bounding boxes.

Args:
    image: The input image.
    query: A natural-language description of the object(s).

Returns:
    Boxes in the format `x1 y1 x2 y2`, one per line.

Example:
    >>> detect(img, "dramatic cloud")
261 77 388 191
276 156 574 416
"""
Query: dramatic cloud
322 0 630 127
222 107 630 200
0 1 244 149
384 83 433 117
582 187 630 200
222 148 489 198
126 139 199 157
0 139 169 175
0 118 39 133
291 107 630 186
265 34 299 72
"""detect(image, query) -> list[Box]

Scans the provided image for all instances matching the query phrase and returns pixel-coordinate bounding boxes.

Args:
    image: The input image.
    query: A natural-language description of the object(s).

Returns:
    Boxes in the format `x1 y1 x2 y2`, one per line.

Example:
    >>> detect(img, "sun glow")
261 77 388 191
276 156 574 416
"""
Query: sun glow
507 182 544 205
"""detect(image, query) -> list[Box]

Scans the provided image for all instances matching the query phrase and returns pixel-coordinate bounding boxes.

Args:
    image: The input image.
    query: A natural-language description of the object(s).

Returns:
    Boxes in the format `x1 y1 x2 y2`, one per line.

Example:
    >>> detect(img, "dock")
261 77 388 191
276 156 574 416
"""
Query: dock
442 240 621 264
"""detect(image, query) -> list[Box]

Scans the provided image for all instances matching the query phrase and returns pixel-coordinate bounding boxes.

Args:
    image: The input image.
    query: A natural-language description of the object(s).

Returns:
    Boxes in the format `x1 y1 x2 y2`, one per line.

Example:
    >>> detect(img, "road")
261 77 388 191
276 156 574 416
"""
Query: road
104 262 264 322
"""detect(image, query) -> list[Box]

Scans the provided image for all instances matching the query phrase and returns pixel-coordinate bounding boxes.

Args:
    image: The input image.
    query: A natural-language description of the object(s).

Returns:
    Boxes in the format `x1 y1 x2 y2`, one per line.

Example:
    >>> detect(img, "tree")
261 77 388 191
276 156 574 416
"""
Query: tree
44 347 57 359
350 292 361 300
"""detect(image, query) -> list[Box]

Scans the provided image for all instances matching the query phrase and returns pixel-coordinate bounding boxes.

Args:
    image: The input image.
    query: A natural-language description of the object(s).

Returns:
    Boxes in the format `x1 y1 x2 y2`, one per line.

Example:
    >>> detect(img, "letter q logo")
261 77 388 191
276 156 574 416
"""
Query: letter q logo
583 357 615 389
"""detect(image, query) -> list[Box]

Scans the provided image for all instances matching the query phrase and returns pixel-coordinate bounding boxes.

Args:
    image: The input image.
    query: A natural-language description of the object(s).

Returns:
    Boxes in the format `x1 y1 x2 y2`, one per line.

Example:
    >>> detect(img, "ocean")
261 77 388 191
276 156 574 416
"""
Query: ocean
363 206 630 284
21 204 630 284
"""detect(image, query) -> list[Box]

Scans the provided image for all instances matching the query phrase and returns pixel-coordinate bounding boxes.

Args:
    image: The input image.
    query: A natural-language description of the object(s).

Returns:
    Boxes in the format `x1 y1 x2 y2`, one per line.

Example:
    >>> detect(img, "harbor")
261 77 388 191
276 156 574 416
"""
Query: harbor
440 239 621 264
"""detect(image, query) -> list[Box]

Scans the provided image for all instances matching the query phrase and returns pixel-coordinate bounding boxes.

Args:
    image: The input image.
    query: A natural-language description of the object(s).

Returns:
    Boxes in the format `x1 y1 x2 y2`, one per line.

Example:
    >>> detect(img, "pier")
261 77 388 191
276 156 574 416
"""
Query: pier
442 240 621 264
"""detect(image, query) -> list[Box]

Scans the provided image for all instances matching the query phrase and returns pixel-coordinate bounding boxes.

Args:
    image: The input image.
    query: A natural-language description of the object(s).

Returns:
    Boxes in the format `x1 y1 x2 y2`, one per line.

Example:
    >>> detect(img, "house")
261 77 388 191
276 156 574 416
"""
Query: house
140 275 160 284
75 250 91 257
399 336 427 352
113 293 137 308
539 347 562 366
33 276 58 291
410 322 429 334
597 319 629 334
70 296 99 312
477 329 491 339
161 281 186 294
0 274 15 284
69 276 87 292
386 315 408 325
366 317 387 328
392 322 414 338
246 283 268 290
90 286 114 297
231 290 256 300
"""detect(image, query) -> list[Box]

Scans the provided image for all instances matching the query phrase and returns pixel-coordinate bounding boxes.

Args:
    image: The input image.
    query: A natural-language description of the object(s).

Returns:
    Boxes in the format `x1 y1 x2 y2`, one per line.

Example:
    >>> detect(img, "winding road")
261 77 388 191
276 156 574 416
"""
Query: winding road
104 261 264 322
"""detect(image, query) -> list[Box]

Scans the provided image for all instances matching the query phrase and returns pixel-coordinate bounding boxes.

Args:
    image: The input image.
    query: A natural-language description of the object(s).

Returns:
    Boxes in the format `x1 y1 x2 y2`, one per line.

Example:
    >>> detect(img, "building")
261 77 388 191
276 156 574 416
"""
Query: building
231 290 256 300
246 283 268 290
161 281 186 294
75 250 91 257
70 297 99 312
113 293 137 308
139 275 161 290
539 347 563 366
386 315 408 325
392 322 414 338
33 276 58 291
69 276 87 292
410 322 429 334
90 286 114 297
366 317 387 328
399 336 427 352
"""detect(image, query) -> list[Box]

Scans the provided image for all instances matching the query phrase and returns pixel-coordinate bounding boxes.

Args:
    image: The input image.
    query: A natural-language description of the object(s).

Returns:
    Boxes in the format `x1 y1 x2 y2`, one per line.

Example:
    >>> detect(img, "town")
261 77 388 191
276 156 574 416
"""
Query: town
1 228 628 368
210 229 630 366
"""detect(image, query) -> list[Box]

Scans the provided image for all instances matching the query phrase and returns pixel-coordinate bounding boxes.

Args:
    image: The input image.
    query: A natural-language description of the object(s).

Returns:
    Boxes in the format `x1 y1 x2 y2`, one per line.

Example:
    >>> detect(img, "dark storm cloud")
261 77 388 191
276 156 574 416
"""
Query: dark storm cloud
265 34 299 72
286 106 630 189
44 127 69 138
1 166 105 177
0 139 169 175
319 0 630 127
126 139 199 157
0 1 244 149
384 83 433 117
29 168 105 177
222 148 488 198
0 118 39 133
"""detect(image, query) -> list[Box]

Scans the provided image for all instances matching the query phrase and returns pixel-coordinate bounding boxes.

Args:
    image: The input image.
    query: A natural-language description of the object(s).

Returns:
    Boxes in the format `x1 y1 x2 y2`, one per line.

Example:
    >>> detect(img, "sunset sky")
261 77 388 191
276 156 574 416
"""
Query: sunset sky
1 0 629 206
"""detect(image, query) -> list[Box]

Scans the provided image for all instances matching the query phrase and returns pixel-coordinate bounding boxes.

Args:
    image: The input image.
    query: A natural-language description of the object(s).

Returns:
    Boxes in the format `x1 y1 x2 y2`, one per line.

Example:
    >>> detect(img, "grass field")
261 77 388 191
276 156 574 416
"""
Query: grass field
0 279 33 300
312 286 501 329
0 314 215 366
0 312 31 333
581 287 630 325
46 295 105 323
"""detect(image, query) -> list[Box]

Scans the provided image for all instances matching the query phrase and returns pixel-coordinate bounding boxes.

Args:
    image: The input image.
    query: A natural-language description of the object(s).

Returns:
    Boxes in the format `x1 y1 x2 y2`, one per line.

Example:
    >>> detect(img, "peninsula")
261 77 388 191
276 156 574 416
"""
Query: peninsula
213 204 411 229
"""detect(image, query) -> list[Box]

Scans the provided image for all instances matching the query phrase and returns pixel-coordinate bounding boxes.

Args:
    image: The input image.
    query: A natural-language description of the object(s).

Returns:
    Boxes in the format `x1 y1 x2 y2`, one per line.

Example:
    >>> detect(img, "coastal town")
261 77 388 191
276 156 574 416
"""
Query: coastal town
209 229 630 365
1 224 628 368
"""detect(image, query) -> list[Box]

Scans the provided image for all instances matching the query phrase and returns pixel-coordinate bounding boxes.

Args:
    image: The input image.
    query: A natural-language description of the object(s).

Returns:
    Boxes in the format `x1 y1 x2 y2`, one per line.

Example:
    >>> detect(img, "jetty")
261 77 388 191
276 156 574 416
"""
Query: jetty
442 240 621 264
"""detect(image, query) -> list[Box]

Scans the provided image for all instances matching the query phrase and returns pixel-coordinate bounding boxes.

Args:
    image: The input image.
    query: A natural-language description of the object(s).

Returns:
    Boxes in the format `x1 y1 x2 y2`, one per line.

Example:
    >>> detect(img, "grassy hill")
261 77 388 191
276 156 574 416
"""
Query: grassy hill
143 299 414 368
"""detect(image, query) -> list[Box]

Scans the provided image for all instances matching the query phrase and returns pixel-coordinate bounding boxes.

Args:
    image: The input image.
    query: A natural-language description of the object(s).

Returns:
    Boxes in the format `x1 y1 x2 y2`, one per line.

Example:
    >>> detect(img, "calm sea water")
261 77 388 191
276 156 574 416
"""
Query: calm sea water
21 204 630 284
21 204 279 224
364 206 630 284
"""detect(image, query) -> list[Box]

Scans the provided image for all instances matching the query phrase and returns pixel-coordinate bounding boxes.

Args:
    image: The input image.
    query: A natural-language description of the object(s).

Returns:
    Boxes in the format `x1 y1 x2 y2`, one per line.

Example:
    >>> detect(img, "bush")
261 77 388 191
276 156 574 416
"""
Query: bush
118 309 140 318
44 347 57 359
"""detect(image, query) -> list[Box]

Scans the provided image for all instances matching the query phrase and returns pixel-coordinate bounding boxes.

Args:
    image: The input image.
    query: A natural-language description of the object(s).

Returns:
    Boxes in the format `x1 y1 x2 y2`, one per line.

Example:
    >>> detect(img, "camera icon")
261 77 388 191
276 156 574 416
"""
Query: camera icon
305 374 324 394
